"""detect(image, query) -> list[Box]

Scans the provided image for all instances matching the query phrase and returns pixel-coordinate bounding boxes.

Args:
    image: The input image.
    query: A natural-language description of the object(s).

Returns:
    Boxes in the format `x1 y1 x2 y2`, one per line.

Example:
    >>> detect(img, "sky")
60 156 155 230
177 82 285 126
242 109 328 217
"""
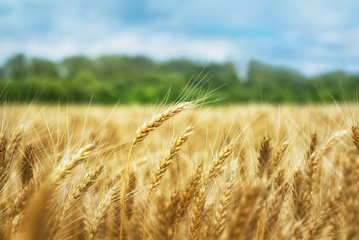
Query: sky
1 0 359 75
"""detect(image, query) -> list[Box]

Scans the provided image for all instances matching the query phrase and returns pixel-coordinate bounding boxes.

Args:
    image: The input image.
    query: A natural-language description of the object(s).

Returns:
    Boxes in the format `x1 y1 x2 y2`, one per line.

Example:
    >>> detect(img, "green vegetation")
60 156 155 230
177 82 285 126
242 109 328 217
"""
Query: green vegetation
0 53 358 104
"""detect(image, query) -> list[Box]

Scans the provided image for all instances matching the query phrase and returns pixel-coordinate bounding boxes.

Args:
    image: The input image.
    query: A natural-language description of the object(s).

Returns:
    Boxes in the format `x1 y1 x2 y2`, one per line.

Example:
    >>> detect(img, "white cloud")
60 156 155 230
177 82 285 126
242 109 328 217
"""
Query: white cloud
0 31 239 63
88 32 239 61
1 0 359 76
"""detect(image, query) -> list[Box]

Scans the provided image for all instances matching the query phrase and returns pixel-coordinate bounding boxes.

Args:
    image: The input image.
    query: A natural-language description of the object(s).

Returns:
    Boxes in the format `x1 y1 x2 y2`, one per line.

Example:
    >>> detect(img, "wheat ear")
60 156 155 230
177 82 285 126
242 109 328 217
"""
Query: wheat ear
149 126 193 193
305 130 346 215
120 102 192 240
343 125 359 239
292 169 306 221
20 143 35 186
135 102 192 145
0 133 7 190
189 184 206 240
263 182 288 239
204 142 232 186
154 192 180 239
308 194 341 240
2 127 24 190
176 163 202 220
88 185 120 240
142 125 193 240
46 144 96 238
7 126 24 160
51 144 95 185
187 142 232 240
51 163 104 239
66 164 104 212
352 124 359 154
269 140 289 177
257 136 272 179
227 183 264 240
305 133 318 161
213 174 235 239
173 162 202 239
7 179 35 225
8 144 94 227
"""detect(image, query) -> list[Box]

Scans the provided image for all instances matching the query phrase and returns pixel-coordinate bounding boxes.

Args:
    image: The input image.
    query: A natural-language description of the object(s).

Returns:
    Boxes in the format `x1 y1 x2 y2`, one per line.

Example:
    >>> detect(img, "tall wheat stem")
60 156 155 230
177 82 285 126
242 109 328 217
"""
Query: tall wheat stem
119 143 134 240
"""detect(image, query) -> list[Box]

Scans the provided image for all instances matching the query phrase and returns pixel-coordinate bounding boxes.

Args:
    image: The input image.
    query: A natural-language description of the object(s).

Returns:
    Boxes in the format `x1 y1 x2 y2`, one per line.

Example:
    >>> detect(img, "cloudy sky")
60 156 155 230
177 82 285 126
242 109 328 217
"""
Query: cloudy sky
1 0 359 75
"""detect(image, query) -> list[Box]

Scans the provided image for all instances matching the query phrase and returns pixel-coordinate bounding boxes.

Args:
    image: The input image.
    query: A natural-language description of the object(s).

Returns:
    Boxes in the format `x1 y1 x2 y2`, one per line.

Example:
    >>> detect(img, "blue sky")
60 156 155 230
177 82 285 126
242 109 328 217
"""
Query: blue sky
1 0 359 75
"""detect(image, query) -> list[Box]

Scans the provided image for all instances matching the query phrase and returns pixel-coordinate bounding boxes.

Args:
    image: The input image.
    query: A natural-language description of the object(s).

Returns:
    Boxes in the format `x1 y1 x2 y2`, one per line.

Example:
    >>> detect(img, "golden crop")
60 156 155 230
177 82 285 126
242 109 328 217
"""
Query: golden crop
0 103 358 239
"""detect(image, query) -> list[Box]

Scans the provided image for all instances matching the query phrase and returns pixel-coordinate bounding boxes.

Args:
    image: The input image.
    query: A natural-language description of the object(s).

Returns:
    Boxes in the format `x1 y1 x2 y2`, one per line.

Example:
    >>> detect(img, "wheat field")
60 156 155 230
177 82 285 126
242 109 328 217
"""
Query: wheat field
0 102 358 240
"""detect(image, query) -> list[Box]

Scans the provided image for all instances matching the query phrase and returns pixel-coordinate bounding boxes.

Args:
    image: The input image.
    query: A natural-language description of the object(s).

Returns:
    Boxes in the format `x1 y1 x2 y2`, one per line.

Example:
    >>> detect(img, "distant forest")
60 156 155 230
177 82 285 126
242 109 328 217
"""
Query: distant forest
0 53 358 104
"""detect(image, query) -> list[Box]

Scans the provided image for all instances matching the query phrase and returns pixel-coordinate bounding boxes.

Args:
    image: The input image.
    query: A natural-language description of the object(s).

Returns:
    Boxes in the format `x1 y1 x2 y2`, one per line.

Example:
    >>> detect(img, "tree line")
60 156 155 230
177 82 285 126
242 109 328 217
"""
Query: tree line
0 53 358 104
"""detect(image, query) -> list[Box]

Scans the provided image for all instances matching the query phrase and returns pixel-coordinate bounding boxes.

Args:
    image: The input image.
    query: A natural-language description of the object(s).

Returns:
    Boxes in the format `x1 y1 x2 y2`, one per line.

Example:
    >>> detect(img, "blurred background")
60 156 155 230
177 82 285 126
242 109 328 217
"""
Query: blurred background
0 0 359 104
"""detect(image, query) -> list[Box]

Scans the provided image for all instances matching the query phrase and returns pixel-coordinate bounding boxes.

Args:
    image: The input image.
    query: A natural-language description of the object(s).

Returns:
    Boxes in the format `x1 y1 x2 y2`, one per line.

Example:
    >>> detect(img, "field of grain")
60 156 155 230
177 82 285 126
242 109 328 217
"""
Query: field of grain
0 103 358 240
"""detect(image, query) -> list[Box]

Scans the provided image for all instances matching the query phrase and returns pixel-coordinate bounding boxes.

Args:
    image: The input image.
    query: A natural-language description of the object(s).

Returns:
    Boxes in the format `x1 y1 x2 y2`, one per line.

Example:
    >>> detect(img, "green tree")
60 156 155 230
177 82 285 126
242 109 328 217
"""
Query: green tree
3 54 28 80
29 58 59 78
62 56 94 80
